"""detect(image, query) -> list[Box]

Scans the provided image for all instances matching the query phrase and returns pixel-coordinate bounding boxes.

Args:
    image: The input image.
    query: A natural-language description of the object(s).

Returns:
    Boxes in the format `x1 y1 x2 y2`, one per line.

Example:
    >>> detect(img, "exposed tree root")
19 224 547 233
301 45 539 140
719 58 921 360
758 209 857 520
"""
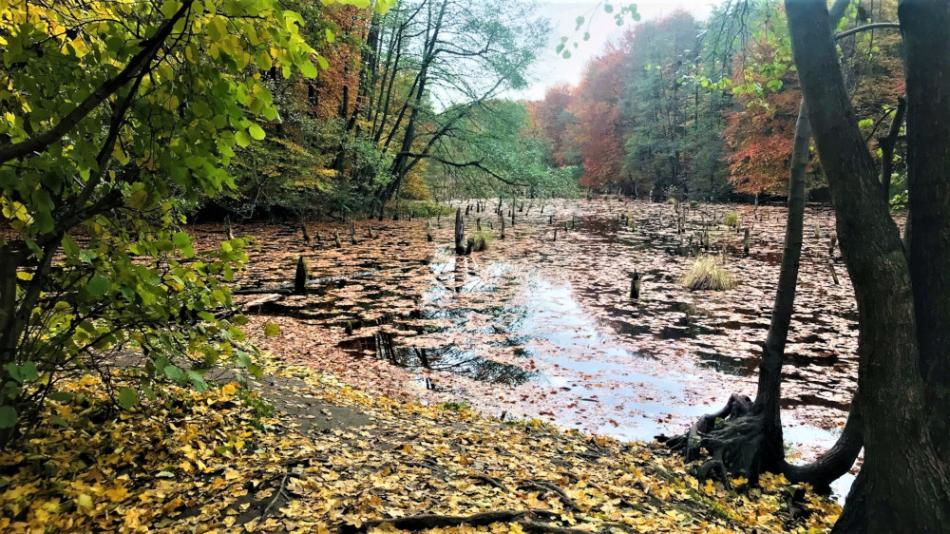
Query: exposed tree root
783 404 863 493
339 509 586 534
663 394 862 493
662 394 776 484
520 480 581 511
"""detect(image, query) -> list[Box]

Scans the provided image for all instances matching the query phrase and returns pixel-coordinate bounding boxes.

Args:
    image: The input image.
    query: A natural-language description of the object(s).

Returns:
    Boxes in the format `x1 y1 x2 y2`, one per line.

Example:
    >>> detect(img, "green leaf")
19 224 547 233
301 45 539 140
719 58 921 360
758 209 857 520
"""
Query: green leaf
300 60 318 78
248 123 266 141
0 406 17 429
4 362 38 384
160 0 182 19
325 28 335 43
264 322 280 337
235 130 252 148
86 274 110 298
164 365 185 382
117 387 138 410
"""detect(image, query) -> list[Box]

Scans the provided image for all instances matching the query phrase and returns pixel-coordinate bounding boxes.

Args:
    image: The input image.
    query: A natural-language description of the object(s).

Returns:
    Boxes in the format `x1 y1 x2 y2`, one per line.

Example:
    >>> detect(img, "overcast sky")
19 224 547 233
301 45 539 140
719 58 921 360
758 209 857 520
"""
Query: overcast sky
510 1 719 101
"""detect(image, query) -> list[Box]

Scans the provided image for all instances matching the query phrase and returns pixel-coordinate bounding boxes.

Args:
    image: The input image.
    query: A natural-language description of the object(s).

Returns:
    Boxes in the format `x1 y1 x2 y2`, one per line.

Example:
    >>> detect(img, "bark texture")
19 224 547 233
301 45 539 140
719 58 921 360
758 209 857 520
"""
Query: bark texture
899 0 950 466
786 1 950 530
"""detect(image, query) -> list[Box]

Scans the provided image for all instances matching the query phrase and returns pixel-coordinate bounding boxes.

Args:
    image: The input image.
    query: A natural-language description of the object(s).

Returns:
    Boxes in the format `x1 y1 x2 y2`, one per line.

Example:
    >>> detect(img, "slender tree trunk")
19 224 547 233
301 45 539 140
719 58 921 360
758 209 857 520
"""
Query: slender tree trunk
752 99 811 472
878 96 906 203
786 1 949 530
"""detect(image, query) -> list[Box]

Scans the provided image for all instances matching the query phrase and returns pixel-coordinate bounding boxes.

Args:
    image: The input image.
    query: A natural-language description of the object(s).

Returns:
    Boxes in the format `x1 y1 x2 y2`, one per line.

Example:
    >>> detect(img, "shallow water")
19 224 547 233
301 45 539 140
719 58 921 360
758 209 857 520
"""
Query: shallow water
195 198 860 498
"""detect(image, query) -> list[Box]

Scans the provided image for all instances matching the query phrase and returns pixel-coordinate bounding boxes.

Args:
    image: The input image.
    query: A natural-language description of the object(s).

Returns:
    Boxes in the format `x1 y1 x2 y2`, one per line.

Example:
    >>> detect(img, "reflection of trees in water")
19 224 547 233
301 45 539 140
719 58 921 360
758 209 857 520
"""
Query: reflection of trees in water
342 330 534 386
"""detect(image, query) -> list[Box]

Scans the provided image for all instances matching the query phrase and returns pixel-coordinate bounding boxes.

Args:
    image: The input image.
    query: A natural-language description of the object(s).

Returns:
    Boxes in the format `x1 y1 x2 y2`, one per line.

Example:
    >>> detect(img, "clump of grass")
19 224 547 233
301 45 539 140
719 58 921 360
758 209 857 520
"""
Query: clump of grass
468 230 494 252
438 400 471 412
723 211 740 228
681 256 737 291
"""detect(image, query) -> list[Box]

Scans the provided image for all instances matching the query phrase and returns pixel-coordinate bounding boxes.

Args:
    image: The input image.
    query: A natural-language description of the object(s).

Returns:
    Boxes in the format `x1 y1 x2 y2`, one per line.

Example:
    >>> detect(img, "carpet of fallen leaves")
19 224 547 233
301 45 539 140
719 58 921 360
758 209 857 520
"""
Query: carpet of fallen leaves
0 357 840 532
191 199 859 465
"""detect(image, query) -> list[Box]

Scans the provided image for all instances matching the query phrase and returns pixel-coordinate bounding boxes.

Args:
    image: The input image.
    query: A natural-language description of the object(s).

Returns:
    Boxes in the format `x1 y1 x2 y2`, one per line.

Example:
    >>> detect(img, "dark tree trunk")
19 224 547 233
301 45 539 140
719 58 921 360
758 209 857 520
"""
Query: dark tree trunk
899 0 950 466
786 1 949 530
667 0 854 488
454 208 465 255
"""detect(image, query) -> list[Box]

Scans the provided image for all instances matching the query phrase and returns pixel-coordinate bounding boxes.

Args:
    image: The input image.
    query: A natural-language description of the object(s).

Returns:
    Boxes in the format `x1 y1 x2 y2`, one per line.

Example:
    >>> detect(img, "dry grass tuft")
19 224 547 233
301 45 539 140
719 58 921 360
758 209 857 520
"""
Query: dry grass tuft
681 256 737 291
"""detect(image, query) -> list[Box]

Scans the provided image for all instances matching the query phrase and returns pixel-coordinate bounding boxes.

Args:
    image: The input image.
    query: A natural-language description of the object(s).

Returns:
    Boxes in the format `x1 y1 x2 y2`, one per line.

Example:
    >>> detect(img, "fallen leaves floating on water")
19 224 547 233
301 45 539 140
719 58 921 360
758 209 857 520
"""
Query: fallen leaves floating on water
0 357 840 532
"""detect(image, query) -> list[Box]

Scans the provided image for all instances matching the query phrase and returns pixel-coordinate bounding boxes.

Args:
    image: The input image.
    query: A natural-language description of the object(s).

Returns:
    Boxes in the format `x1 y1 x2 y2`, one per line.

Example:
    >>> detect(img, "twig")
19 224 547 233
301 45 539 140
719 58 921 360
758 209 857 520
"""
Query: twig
261 474 288 518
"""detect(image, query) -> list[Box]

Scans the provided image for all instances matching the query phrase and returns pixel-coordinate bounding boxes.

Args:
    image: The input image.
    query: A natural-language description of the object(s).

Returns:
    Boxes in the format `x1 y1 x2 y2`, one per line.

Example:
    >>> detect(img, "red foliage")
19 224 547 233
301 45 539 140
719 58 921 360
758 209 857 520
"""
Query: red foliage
532 85 577 166
567 46 627 189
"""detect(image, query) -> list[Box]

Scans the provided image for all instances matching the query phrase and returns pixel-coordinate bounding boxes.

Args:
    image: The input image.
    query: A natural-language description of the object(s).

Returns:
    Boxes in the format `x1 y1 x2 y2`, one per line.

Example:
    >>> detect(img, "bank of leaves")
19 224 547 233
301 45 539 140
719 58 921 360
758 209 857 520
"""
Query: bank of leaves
0 358 839 532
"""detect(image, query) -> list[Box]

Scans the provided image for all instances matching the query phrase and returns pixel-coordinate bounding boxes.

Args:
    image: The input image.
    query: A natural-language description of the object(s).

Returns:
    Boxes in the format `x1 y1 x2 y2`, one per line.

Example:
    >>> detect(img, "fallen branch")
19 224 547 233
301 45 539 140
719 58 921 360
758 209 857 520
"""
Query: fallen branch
339 509 583 534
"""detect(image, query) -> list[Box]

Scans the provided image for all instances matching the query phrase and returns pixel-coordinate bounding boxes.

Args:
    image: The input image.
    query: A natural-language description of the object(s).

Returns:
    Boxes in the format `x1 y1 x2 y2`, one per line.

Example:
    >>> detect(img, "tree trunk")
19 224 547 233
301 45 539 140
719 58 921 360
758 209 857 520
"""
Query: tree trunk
667 0 853 487
786 1 949 530
899 0 950 466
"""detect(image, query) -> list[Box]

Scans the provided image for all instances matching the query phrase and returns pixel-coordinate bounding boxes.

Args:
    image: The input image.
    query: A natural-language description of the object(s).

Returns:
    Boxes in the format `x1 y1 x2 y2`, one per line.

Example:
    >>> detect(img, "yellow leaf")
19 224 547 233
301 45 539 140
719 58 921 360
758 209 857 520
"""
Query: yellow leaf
76 493 93 510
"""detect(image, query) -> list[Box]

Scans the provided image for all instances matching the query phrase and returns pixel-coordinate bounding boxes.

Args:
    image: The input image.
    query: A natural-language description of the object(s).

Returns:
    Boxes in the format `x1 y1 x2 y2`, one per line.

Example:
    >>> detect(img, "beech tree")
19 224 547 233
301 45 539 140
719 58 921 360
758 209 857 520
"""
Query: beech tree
0 0 386 446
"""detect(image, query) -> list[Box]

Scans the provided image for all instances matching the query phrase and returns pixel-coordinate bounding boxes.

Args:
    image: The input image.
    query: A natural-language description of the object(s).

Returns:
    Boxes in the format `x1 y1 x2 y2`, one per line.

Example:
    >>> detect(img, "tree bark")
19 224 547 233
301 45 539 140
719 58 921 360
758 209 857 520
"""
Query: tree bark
785 1 949 530
899 0 950 466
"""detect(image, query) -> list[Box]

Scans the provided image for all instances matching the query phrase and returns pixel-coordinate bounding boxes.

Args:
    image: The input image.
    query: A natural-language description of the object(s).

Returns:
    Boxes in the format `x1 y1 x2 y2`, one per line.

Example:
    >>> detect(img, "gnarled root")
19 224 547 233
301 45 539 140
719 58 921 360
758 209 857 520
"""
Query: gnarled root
783 403 862 494
661 394 778 484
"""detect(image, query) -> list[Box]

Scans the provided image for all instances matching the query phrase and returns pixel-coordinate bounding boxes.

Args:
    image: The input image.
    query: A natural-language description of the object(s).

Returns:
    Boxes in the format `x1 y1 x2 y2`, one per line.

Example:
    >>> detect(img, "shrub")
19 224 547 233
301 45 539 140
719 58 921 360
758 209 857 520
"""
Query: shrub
471 230 495 252
681 256 737 291
723 211 740 228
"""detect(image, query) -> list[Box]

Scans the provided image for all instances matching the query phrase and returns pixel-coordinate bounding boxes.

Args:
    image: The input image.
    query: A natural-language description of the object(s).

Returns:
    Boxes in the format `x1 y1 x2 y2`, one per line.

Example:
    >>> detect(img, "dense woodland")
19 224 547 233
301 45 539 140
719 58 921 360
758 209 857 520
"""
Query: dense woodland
0 0 948 532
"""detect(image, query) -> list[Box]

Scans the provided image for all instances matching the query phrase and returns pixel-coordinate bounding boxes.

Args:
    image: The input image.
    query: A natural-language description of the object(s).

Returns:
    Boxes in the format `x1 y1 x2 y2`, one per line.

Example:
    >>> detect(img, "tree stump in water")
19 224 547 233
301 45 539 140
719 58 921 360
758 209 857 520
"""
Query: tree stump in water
476 218 481 231
301 220 311 243
549 214 554 225
426 220 433 242
500 213 506 240
294 256 308 295
334 232 342 248
350 222 358 245
553 227 558 242
225 215 235 241
630 271 641 300
743 228 751 257
454 208 466 255
510 207 515 227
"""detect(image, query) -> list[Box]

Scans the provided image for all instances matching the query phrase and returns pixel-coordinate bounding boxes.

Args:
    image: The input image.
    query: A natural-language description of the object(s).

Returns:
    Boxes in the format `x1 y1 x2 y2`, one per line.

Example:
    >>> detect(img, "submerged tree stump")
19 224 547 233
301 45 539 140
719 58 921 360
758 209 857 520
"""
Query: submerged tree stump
334 231 342 248
294 256 308 295
225 215 235 241
743 228 751 257
630 271 641 300
454 208 466 255
500 213 506 240
350 222 358 245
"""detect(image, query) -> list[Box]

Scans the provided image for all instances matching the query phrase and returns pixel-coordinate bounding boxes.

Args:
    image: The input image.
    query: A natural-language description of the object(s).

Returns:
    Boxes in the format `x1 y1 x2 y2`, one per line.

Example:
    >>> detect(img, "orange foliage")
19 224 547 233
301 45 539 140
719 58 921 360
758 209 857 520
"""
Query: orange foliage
567 46 627 189
723 88 801 194
532 85 577 166
309 5 369 121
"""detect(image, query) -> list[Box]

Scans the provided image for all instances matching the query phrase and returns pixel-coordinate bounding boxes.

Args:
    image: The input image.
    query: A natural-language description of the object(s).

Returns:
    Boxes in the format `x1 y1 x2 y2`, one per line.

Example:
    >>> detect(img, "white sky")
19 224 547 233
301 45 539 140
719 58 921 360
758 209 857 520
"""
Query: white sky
510 0 718 101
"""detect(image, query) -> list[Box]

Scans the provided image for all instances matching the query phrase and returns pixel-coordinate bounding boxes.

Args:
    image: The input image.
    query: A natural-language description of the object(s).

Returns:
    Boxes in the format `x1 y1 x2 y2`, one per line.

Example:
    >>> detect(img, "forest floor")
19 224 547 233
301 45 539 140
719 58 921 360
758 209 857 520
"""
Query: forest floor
0 355 840 532
0 198 851 532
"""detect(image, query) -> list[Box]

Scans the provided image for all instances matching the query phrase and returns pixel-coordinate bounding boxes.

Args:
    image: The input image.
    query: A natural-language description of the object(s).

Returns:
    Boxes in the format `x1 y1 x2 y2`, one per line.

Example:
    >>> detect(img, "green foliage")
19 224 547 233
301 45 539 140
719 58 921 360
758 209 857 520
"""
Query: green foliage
0 0 384 440
427 100 576 200
681 256 737 291
723 211 740 228
470 230 495 252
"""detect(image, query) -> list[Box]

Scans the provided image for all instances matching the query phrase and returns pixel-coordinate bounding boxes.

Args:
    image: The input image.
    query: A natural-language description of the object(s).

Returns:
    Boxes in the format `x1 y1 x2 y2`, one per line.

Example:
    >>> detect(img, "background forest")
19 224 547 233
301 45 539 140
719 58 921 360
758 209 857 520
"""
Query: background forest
216 0 906 221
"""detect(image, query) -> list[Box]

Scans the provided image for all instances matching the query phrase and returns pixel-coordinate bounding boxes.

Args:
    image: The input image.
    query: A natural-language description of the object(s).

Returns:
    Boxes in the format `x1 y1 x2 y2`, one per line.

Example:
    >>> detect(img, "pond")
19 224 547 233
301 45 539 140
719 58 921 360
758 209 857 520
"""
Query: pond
193 197 859 497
